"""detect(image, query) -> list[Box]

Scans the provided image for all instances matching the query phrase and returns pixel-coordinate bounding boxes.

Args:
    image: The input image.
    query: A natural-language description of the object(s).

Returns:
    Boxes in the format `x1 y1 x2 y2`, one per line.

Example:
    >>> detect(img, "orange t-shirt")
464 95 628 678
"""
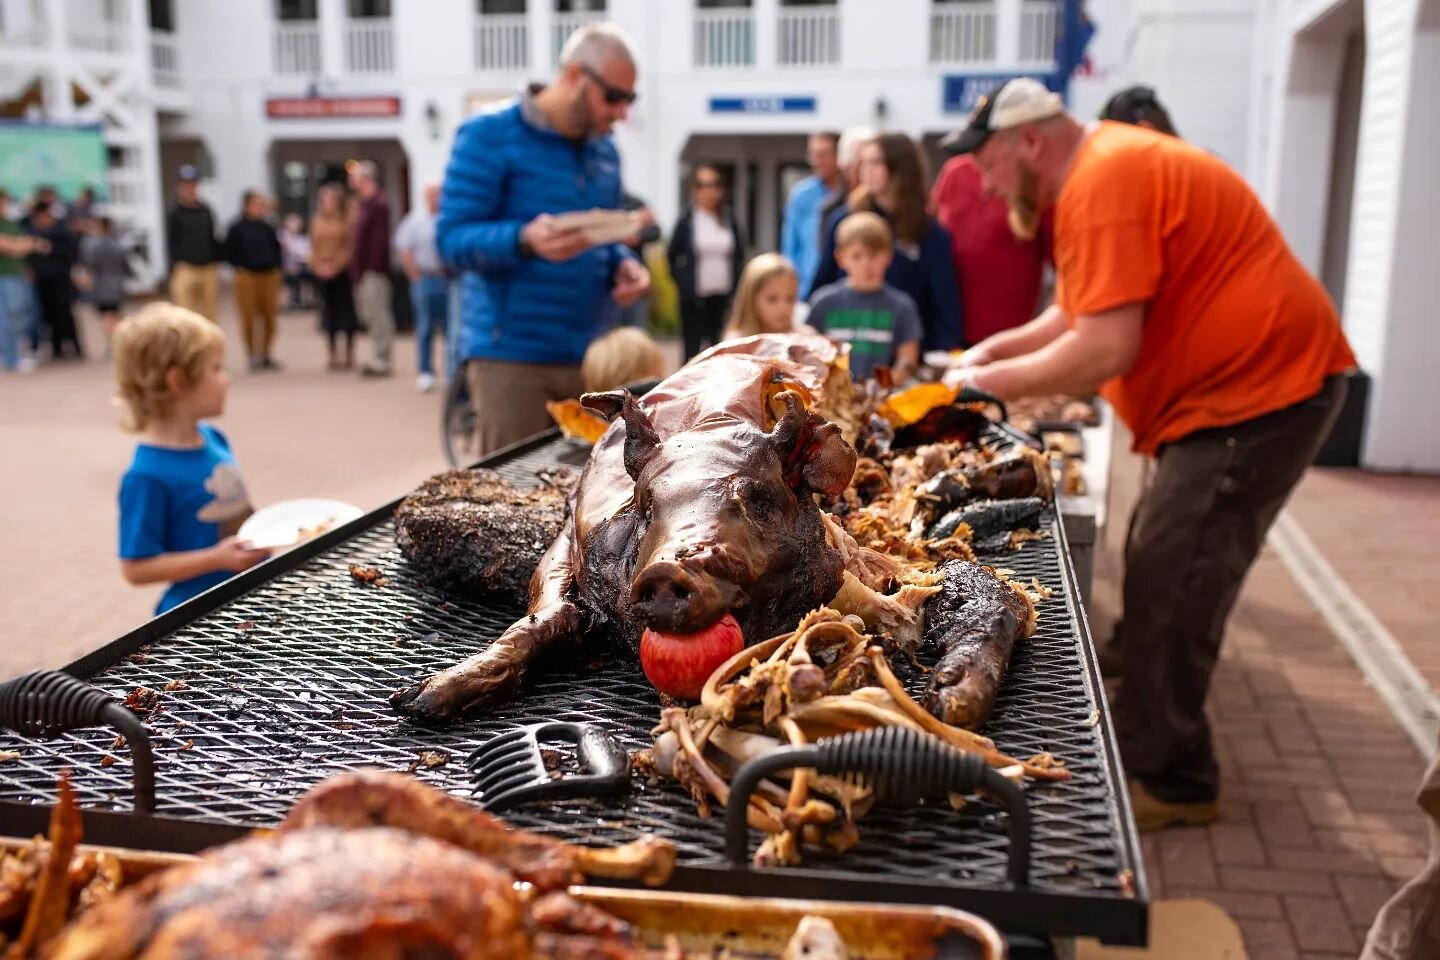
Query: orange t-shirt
1054 122 1355 454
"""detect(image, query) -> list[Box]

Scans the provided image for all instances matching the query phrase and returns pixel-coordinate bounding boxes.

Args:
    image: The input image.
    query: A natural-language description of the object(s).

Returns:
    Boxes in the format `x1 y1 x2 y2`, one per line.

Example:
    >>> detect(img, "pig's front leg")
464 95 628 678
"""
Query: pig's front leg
390 524 580 725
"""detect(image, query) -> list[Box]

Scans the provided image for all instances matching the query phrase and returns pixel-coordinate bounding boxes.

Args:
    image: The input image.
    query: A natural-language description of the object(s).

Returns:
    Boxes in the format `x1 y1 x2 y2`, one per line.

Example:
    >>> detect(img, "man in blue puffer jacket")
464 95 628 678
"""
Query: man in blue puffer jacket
438 23 650 454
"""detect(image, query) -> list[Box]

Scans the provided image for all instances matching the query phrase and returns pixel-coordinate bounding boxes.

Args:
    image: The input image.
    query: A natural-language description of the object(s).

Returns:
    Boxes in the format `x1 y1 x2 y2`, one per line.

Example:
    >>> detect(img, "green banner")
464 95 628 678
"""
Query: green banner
0 123 109 202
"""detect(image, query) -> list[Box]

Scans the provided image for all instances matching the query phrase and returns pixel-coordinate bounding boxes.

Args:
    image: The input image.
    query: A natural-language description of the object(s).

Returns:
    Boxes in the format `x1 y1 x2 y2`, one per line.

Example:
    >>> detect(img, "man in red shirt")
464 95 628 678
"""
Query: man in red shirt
930 153 1051 345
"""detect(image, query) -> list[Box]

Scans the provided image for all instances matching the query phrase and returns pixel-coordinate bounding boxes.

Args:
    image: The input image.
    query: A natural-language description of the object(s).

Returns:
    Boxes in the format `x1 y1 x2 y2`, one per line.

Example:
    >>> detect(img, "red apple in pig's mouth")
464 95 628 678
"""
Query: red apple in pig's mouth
639 613 745 700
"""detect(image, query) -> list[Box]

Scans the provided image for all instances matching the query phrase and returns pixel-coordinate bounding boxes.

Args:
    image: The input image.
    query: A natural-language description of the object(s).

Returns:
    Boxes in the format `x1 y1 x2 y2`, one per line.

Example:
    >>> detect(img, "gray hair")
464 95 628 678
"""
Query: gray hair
837 126 877 168
558 22 637 71
352 160 378 183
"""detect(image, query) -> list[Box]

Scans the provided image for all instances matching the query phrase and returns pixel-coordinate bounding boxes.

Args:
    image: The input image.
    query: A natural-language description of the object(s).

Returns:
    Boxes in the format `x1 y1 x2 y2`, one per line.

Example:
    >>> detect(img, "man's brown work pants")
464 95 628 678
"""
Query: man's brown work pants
1113 375 1347 803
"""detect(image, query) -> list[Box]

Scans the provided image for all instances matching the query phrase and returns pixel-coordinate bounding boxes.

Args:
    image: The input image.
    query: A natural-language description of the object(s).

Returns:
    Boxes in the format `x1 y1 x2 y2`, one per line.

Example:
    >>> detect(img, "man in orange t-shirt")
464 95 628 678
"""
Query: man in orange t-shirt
944 79 1355 831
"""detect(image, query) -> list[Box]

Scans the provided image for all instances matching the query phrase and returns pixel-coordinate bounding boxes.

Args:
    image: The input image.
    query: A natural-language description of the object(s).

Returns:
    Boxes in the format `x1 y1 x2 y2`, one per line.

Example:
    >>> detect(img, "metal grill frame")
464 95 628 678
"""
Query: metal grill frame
0 429 1149 945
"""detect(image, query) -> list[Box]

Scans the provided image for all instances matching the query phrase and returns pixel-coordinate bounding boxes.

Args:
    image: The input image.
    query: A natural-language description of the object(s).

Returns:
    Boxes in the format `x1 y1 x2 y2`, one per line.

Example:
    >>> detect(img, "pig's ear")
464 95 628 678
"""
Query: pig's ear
770 390 857 498
582 390 660 481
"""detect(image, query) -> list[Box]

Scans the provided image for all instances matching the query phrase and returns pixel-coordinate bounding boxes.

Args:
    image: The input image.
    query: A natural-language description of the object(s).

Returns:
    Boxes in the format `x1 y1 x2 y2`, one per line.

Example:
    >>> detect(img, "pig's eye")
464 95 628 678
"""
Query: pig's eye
733 477 782 521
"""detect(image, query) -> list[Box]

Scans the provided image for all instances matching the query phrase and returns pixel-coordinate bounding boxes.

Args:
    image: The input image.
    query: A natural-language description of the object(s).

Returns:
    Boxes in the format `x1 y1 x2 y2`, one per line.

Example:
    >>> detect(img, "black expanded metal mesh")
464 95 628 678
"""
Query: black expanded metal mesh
0 433 1137 929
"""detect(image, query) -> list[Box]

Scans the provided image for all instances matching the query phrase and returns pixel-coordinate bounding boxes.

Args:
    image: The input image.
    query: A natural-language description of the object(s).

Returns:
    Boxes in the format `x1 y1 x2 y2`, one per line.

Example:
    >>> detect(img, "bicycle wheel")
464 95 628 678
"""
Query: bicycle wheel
441 369 477 468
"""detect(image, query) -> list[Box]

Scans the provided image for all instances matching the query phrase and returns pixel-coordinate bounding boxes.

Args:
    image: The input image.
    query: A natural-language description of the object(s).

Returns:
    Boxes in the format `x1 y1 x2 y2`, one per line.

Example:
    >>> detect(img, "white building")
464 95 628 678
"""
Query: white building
1 0 1433 469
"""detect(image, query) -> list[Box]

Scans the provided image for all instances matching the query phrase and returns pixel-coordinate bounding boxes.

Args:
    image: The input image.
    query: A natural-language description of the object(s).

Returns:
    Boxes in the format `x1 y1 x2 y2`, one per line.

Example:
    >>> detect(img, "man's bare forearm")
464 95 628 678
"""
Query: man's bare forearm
977 304 1068 361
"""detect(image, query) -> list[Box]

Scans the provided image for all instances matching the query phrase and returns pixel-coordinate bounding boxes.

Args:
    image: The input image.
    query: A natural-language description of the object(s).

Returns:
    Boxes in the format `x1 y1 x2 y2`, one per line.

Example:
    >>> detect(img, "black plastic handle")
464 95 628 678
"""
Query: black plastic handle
954 386 1045 451
563 721 631 780
724 726 1031 887
0 670 155 813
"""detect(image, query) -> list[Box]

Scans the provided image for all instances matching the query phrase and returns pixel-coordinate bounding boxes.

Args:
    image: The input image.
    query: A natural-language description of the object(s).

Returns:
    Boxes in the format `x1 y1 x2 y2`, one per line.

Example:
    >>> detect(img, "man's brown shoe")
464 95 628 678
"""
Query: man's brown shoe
1127 779 1220 832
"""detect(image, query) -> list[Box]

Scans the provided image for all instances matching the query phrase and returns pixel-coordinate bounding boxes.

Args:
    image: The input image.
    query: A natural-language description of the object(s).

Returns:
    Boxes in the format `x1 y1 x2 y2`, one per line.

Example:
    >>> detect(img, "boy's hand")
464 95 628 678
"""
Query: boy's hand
211 537 271 572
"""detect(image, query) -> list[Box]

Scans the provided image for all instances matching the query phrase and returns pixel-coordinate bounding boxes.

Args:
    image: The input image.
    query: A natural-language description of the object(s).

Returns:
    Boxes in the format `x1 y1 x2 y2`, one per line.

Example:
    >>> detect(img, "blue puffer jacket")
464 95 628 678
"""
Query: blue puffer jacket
438 98 633 365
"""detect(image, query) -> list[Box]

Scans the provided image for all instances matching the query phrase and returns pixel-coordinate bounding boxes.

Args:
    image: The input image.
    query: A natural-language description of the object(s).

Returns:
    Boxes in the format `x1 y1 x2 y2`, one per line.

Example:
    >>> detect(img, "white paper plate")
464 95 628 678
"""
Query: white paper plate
238 499 363 550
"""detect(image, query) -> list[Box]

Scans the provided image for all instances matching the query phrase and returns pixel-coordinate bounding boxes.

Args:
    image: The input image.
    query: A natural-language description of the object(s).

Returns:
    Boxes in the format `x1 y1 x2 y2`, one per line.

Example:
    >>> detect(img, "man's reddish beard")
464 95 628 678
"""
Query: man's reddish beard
1006 158 1041 242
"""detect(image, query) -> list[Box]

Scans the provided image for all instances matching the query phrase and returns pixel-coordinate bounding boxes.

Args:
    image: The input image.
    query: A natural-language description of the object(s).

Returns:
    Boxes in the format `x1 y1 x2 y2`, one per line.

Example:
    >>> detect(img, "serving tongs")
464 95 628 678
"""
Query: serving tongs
0 669 155 812
724 726 1032 887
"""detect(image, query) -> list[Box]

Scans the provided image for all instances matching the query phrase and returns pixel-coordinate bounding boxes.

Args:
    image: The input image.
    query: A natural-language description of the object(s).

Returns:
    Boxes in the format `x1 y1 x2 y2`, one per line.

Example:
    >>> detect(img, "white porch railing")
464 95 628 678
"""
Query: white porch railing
474 12 528 72
150 33 180 88
1019 0 1058 63
778 6 839 67
552 11 605 66
273 21 321 75
345 18 394 74
694 8 754 69
929 1 996 64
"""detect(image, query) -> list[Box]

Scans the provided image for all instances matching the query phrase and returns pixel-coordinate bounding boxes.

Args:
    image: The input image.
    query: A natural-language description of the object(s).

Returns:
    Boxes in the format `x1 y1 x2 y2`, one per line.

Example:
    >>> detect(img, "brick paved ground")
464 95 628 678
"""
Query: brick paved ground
1093 434 1435 960
1287 468 1440 692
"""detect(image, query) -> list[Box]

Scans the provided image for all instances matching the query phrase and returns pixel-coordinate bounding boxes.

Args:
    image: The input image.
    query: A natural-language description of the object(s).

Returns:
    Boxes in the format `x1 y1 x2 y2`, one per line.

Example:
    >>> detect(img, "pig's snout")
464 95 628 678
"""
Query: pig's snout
629 560 735 634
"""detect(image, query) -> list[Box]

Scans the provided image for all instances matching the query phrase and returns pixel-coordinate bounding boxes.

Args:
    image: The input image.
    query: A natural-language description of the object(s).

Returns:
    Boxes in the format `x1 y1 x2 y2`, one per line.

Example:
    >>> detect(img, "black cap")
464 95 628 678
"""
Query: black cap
941 93 999 156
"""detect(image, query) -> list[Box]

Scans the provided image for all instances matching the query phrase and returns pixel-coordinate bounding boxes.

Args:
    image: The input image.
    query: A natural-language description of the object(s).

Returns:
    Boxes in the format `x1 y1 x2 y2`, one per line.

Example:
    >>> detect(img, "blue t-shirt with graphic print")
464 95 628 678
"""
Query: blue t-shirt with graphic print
118 424 255 614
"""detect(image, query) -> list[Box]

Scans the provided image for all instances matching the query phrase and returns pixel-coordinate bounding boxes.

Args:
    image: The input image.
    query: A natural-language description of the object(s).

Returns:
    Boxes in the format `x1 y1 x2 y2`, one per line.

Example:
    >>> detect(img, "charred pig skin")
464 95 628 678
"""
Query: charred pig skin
393 469 569 601
390 334 857 724
922 560 1035 729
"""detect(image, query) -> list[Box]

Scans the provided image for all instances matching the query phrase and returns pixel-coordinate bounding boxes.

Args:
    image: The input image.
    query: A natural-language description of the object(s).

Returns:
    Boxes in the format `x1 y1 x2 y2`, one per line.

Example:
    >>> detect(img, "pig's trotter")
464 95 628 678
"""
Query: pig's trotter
391 601 580 724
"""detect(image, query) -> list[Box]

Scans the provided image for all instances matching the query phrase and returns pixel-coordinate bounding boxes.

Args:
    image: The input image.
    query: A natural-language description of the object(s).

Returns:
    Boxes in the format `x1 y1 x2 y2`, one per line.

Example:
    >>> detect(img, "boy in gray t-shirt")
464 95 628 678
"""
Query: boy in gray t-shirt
807 211 922 382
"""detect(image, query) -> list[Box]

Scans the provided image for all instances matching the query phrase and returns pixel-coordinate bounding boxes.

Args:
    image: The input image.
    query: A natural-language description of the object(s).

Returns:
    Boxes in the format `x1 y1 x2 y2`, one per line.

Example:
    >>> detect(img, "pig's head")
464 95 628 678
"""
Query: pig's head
581 388 856 646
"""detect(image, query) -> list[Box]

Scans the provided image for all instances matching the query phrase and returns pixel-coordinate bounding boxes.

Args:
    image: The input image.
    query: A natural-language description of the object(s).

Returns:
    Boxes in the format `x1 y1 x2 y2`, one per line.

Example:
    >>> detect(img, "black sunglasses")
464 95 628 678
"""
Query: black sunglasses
581 65 638 106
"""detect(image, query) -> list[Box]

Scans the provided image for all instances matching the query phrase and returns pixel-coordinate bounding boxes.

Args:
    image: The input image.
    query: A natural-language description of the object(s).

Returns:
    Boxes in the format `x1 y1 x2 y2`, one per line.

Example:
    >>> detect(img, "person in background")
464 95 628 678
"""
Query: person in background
393 182 449 393
225 190 284 372
580 325 666 393
812 133 962 352
26 200 82 360
667 164 746 361
931 149 1052 345
616 191 661 328
23 185 64 227
808 212 922 383
817 126 875 246
0 188 43 373
310 183 359 372
780 131 840 300
78 215 130 349
165 166 221 322
67 185 98 232
114 302 269 615
1101 85 1180 137
722 253 812 340
348 160 394 378
279 213 312 311
945 77 1354 830
438 23 650 455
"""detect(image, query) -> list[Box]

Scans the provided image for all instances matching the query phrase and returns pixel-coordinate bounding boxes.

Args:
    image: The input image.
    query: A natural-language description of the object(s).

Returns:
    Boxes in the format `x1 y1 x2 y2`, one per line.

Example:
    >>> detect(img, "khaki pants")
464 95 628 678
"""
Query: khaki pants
169 263 219 322
232 269 281 361
1361 744 1440 959
467 358 584 456
354 272 394 371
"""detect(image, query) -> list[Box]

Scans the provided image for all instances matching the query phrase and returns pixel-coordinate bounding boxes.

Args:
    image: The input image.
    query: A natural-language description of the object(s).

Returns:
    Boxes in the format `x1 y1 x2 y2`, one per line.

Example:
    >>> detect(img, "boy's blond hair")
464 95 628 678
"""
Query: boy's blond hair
582 326 667 392
724 253 798 340
113 302 225 432
835 211 893 253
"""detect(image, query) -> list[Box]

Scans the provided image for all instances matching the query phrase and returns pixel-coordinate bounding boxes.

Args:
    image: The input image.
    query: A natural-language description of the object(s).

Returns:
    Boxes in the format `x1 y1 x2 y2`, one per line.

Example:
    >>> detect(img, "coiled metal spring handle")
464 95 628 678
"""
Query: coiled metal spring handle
0 670 155 813
725 726 1031 886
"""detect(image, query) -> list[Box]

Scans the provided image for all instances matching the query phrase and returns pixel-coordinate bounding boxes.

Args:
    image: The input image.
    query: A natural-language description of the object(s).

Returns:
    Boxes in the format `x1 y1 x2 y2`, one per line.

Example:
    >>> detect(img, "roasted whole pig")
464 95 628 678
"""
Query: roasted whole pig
923 561 1037 730
394 468 570 601
392 334 861 724
42 772 673 960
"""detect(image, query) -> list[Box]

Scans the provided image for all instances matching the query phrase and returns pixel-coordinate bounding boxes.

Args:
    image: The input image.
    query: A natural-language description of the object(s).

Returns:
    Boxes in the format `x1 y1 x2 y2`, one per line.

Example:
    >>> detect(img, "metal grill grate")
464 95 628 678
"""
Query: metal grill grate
0 432 1145 943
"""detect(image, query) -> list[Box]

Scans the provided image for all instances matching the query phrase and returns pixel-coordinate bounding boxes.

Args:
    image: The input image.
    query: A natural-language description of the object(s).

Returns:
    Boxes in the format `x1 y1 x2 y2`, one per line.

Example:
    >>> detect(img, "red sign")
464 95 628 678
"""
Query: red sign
265 96 402 119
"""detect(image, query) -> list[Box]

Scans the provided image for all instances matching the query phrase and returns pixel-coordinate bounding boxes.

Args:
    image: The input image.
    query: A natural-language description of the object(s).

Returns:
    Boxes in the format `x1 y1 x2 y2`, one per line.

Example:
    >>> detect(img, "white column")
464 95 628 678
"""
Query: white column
41 0 75 119
531 0 555 76
755 0 779 69
318 0 346 79
996 0 1022 63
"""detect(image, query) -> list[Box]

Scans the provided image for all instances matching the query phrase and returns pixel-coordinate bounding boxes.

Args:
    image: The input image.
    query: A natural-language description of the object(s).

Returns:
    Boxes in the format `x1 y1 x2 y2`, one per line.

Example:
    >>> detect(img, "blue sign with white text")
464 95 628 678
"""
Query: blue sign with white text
709 96 817 114
942 73 1055 115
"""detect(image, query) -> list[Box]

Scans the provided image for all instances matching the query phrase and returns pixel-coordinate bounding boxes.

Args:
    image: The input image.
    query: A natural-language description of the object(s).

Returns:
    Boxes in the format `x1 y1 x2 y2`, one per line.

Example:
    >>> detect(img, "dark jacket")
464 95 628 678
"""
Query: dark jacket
27 223 77 284
812 203 964 351
350 192 391 283
224 217 282 272
166 202 218 269
436 97 636 366
666 207 745 306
